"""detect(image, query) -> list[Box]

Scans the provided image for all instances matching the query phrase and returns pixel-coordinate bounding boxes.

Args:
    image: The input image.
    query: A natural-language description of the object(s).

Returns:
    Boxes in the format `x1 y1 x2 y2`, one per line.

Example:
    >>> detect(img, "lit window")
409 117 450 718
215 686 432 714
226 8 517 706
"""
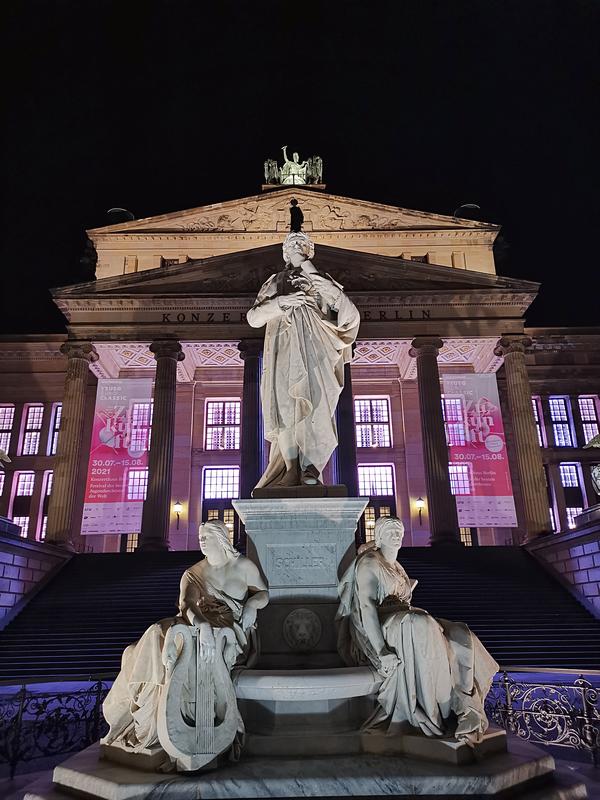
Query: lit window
13 516 30 537
549 397 574 447
531 397 544 447
354 398 392 448
16 472 35 496
559 463 580 488
578 396 600 444
205 507 236 544
48 403 62 455
357 465 394 496
203 467 240 499
129 402 153 453
127 468 149 500
460 527 473 546
441 396 467 446
46 471 53 495
0 473 5 496
21 404 44 455
549 506 557 532
126 534 138 553
205 400 241 450
0 405 15 452
448 463 472 495
364 507 376 541
40 515 48 540
566 507 582 529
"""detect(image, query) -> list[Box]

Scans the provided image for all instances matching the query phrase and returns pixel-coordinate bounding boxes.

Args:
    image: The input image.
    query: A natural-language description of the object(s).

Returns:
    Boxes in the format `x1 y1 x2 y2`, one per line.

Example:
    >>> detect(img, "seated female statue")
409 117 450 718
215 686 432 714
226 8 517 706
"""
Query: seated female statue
337 516 498 744
101 520 269 769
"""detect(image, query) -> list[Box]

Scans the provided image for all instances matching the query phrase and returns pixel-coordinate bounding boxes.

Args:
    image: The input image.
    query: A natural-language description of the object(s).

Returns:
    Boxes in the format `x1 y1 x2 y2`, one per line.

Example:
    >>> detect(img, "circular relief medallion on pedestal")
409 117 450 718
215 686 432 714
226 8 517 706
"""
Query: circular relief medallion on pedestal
282 608 322 652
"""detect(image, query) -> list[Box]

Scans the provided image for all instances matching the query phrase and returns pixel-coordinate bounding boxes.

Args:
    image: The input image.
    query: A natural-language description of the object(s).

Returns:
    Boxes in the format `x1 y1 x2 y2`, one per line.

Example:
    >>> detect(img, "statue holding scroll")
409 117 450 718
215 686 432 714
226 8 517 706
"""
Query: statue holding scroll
337 517 498 744
101 520 269 771
247 228 360 489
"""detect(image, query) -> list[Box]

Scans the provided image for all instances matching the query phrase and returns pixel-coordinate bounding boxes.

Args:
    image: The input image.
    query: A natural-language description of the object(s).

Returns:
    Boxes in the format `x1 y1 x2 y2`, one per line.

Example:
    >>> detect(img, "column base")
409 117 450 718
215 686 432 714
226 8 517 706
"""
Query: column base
136 539 171 553
430 535 463 547
44 538 77 553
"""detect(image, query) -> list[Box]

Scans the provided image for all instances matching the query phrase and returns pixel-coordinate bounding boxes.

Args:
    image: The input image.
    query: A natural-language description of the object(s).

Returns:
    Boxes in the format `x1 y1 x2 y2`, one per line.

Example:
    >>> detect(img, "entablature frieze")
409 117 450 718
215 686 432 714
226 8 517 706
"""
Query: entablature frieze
85 336 506 383
91 228 498 245
54 290 536 331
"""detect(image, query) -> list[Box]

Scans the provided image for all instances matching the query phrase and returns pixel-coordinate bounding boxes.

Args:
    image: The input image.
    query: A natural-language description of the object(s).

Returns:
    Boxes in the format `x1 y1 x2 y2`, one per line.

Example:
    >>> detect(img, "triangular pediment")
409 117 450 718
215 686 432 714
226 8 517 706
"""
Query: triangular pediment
87 188 499 236
54 243 536 299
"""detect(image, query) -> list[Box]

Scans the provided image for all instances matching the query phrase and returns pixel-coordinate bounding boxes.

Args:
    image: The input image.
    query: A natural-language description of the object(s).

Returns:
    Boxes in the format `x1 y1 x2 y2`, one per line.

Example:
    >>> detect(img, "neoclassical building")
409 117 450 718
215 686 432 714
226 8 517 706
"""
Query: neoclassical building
0 186 598 553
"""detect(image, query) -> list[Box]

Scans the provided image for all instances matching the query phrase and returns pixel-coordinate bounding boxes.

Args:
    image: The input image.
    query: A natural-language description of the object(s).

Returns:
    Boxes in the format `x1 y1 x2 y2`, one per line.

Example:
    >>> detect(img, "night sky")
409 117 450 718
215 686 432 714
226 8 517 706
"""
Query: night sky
2 1 598 335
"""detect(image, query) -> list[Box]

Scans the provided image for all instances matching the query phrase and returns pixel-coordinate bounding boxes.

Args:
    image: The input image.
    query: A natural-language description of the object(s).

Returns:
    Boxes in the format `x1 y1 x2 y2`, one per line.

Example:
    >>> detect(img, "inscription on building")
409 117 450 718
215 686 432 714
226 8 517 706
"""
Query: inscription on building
157 309 431 324
266 543 337 588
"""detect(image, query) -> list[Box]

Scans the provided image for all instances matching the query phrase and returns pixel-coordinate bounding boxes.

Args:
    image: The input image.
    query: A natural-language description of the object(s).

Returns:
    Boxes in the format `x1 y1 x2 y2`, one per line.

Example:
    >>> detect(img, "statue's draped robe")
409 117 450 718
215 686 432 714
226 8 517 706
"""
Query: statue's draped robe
248 268 360 487
337 549 498 743
102 559 257 756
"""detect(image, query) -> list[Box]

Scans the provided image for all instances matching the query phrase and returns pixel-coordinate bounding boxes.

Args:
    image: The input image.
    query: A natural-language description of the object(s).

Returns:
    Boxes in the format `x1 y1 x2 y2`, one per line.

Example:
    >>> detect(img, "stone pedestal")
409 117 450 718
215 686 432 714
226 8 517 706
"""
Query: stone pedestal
22 738 588 799
575 502 600 527
234 498 367 601
233 497 367 667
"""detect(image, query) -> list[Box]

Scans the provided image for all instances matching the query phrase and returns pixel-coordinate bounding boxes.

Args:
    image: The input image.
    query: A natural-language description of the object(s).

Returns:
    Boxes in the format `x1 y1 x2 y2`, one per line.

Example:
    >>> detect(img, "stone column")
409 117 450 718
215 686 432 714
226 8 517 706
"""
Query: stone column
546 461 566 532
409 336 460 545
45 342 98 550
494 336 552 540
138 340 184 552
335 360 359 495
238 339 264 499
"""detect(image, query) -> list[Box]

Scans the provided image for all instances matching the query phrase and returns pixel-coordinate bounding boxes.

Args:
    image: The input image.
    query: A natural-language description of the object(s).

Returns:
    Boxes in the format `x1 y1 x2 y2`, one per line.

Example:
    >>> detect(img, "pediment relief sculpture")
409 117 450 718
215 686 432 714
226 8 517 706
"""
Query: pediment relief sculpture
92 190 496 237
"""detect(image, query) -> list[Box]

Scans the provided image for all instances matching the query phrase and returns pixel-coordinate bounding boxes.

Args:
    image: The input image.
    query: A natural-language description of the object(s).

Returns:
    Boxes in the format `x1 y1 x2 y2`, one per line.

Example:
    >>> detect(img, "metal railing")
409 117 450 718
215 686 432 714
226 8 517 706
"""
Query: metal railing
0 681 110 778
1 673 599 777
485 672 600 765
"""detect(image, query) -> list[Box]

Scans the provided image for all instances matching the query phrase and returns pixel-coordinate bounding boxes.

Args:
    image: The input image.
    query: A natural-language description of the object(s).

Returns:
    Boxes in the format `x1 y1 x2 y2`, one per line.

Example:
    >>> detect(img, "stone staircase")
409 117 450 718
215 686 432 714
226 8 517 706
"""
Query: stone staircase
0 546 599 683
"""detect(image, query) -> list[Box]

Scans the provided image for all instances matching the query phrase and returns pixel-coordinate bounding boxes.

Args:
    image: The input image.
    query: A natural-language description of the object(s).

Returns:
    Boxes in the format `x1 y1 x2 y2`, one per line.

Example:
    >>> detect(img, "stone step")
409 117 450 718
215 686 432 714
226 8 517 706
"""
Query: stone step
37 739 565 798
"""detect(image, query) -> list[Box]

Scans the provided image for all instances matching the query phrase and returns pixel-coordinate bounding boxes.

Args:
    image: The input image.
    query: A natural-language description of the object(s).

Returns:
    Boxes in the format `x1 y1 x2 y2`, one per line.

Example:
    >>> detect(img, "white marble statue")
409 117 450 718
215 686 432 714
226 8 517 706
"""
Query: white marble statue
279 145 308 184
101 520 269 771
337 517 498 744
247 231 360 488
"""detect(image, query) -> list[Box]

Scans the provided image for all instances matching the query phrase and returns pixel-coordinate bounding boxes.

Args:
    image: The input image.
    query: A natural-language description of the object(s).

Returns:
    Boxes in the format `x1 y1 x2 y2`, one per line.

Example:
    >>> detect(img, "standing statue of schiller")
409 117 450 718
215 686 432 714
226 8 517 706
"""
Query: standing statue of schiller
247 224 360 490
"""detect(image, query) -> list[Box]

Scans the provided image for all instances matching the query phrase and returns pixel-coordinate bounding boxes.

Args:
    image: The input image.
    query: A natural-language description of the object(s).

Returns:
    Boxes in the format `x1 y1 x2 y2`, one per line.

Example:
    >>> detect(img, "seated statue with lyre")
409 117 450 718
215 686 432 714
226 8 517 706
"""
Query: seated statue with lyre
101 520 269 771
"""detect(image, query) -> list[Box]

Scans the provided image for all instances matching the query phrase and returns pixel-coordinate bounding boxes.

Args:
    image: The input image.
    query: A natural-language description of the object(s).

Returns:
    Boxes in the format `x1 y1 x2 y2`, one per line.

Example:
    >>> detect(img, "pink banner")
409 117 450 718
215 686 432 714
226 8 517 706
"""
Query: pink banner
82 379 153 535
441 373 518 528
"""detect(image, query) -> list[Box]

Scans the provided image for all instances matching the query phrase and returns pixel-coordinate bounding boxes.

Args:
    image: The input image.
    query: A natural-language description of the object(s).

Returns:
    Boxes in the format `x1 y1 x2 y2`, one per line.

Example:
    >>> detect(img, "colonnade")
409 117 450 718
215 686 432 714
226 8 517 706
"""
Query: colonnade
44 334 552 551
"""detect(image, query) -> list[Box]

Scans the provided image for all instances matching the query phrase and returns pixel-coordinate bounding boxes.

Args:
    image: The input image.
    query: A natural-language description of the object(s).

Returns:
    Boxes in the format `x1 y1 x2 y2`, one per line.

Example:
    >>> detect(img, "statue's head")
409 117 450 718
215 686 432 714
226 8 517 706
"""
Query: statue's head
199 520 239 561
293 152 300 163
283 231 314 266
374 516 404 549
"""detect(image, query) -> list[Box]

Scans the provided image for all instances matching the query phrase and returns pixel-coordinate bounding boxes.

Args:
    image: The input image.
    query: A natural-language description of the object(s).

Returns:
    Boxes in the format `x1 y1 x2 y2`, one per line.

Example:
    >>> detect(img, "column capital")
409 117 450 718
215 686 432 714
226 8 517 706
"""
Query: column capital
237 338 263 361
408 336 444 359
494 335 533 358
59 341 99 363
150 339 185 362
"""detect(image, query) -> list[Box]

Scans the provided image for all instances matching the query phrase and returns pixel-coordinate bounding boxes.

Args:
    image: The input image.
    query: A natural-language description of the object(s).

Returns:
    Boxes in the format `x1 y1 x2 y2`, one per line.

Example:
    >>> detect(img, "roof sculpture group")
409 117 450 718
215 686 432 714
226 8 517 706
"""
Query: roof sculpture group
264 146 323 185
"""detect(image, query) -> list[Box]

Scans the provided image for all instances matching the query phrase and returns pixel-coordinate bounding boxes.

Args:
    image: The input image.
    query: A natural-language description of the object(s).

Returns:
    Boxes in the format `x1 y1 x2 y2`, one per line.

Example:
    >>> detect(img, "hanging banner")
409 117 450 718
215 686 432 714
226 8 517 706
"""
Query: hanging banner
441 373 518 528
81 378 153 535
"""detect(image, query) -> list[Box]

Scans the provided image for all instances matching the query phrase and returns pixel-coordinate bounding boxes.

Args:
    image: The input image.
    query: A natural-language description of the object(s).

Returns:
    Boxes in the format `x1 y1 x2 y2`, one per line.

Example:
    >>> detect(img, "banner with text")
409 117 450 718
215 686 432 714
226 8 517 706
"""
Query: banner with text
441 373 518 528
82 378 153 535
